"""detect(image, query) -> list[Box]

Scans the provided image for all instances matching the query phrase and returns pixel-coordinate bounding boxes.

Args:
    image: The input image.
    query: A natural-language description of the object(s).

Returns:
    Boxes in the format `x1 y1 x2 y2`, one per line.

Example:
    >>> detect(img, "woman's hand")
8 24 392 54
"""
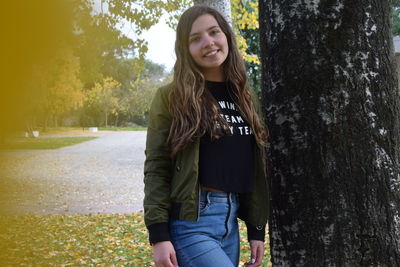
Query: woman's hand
245 240 264 267
153 241 178 267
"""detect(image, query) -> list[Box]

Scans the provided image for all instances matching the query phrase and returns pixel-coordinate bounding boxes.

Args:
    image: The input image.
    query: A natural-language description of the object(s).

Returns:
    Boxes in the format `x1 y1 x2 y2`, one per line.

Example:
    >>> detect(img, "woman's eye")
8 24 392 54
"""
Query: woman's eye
190 37 200 43
210 29 220 35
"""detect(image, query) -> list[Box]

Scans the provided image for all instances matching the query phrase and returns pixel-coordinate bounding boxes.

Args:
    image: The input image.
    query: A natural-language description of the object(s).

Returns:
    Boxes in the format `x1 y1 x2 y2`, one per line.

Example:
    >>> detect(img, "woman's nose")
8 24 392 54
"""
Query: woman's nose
202 34 214 48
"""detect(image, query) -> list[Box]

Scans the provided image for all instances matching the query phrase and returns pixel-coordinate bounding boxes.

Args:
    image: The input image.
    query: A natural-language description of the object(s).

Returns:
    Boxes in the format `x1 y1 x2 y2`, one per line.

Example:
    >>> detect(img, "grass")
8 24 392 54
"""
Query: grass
0 213 271 266
98 126 147 131
26 126 147 136
39 127 85 133
43 126 148 134
0 136 98 150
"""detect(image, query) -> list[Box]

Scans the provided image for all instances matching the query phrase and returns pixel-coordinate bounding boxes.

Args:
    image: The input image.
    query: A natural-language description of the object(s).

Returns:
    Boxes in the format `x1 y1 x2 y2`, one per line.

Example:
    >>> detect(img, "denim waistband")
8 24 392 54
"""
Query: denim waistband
200 189 238 203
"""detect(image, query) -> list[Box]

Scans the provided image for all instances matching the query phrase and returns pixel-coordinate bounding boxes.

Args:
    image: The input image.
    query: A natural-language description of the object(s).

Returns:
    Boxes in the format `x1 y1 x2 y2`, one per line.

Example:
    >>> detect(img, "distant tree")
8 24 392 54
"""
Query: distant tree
392 0 400 9
2 0 189 136
85 77 120 127
46 48 84 128
73 0 137 88
1 0 74 137
44 0 187 128
31 45 84 131
392 0 400 35
83 59 169 127
72 0 185 89
127 72 172 125
142 60 168 81
123 60 171 126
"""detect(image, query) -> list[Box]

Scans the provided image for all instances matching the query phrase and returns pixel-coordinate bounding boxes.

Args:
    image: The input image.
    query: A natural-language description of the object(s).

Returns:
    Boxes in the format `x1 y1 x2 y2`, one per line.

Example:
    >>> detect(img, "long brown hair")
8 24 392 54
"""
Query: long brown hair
168 5 267 156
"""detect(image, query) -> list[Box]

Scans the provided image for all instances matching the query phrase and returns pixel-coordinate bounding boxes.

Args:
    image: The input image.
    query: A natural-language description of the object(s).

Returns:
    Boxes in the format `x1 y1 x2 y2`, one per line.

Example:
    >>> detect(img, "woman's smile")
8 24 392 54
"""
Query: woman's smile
204 49 219 57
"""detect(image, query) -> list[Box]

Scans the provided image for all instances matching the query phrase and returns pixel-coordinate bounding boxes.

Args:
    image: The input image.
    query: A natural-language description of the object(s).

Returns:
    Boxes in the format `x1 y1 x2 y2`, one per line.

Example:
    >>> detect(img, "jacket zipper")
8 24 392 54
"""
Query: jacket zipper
196 184 201 221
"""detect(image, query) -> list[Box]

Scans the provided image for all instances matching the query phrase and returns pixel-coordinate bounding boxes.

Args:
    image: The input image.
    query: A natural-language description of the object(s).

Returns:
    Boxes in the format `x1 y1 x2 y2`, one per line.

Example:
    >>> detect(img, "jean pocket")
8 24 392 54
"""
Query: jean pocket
199 199 209 213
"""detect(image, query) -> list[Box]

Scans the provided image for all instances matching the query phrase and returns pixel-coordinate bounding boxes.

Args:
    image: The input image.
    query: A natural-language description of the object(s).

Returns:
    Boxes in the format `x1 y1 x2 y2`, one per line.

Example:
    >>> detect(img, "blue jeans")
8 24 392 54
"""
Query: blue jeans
169 190 240 267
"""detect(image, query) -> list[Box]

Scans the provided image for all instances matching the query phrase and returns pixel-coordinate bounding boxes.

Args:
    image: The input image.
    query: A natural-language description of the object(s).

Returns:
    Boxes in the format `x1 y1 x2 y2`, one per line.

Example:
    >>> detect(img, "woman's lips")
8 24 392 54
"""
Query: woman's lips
204 49 219 57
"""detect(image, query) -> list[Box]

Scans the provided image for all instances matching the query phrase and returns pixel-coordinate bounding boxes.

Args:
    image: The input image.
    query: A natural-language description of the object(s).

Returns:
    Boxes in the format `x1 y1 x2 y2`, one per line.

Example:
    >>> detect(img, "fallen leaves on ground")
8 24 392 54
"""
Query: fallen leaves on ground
0 213 152 266
0 213 270 266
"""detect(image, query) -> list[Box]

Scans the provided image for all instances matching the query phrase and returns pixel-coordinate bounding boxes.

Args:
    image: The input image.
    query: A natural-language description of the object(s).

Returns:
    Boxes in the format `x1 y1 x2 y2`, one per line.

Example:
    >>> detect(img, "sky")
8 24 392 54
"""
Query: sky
127 15 176 71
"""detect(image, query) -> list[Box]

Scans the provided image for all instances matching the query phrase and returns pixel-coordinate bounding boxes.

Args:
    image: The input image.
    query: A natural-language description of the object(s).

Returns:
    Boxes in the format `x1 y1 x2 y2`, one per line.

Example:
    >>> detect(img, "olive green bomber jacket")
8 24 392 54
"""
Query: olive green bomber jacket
143 83 270 244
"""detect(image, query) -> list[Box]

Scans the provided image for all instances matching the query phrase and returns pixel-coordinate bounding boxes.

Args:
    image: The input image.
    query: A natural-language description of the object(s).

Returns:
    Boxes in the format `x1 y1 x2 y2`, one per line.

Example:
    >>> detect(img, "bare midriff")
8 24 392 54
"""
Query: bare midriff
200 185 226 193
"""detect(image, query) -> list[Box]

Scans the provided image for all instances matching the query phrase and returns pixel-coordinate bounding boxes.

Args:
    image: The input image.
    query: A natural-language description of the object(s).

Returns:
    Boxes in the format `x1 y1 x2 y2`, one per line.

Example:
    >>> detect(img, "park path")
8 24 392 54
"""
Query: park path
0 131 147 215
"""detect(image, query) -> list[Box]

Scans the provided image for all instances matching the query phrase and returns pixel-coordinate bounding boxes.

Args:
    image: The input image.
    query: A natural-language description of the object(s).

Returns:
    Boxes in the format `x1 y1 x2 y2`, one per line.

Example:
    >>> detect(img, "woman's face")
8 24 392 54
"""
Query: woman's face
188 14 229 79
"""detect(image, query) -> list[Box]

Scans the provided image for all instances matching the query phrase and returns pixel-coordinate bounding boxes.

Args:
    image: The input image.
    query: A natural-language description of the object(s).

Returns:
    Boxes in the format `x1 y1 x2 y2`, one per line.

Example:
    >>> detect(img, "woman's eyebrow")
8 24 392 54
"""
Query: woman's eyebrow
190 25 220 37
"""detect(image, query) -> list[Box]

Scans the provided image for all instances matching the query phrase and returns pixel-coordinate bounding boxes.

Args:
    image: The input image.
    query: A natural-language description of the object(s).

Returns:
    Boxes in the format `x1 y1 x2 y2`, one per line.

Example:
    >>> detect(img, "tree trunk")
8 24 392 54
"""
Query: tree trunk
43 114 49 132
193 0 232 26
114 113 119 127
259 0 400 265
26 120 34 138
53 115 58 128
105 111 108 128
0 132 5 145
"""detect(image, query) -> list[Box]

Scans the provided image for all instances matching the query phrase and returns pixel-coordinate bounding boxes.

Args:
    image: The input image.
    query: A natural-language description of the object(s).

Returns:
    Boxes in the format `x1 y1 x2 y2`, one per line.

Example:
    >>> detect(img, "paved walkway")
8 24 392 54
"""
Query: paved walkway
0 131 147 215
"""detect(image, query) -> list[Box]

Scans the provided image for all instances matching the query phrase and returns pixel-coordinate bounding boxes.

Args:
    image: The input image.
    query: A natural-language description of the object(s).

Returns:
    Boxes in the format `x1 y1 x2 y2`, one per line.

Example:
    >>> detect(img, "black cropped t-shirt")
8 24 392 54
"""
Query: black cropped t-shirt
199 81 255 193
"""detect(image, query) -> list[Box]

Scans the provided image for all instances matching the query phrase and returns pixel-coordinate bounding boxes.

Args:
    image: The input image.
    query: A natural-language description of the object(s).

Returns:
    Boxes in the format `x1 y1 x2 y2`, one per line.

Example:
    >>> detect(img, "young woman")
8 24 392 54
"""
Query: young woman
143 5 269 267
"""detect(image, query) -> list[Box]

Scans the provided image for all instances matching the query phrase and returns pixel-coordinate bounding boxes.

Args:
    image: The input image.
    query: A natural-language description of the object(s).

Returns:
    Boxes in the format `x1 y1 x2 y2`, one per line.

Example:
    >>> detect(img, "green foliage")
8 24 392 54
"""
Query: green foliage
142 60 168 80
43 47 84 120
72 0 139 88
85 77 121 127
393 6 400 36
73 0 186 88
164 0 193 29
16 0 180 132
127 74 171 125
391 0 400 8
0 137 97 150
1 0 77 134
70 0 177 127
232 0 262 94
81 59 171 127
232 0 260 64
24 44 85 130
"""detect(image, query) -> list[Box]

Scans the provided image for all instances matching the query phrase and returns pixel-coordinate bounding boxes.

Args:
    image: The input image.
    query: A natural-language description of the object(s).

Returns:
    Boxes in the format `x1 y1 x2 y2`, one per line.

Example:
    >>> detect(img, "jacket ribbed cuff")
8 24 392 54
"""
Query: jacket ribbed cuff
147 222 170 244
246 222 266 241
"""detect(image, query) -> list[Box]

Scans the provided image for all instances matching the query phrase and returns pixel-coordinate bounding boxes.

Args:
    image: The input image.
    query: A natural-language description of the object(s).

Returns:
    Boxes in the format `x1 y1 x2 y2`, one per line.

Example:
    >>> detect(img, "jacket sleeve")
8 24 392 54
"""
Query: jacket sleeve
143 85 173 244
246 222 266 241
242 89 269 242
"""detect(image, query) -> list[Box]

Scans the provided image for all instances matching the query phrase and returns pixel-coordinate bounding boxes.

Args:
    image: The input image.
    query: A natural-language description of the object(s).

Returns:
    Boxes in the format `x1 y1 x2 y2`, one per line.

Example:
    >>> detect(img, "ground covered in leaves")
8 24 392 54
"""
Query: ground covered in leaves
0 131 271 265
0 213 270 266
